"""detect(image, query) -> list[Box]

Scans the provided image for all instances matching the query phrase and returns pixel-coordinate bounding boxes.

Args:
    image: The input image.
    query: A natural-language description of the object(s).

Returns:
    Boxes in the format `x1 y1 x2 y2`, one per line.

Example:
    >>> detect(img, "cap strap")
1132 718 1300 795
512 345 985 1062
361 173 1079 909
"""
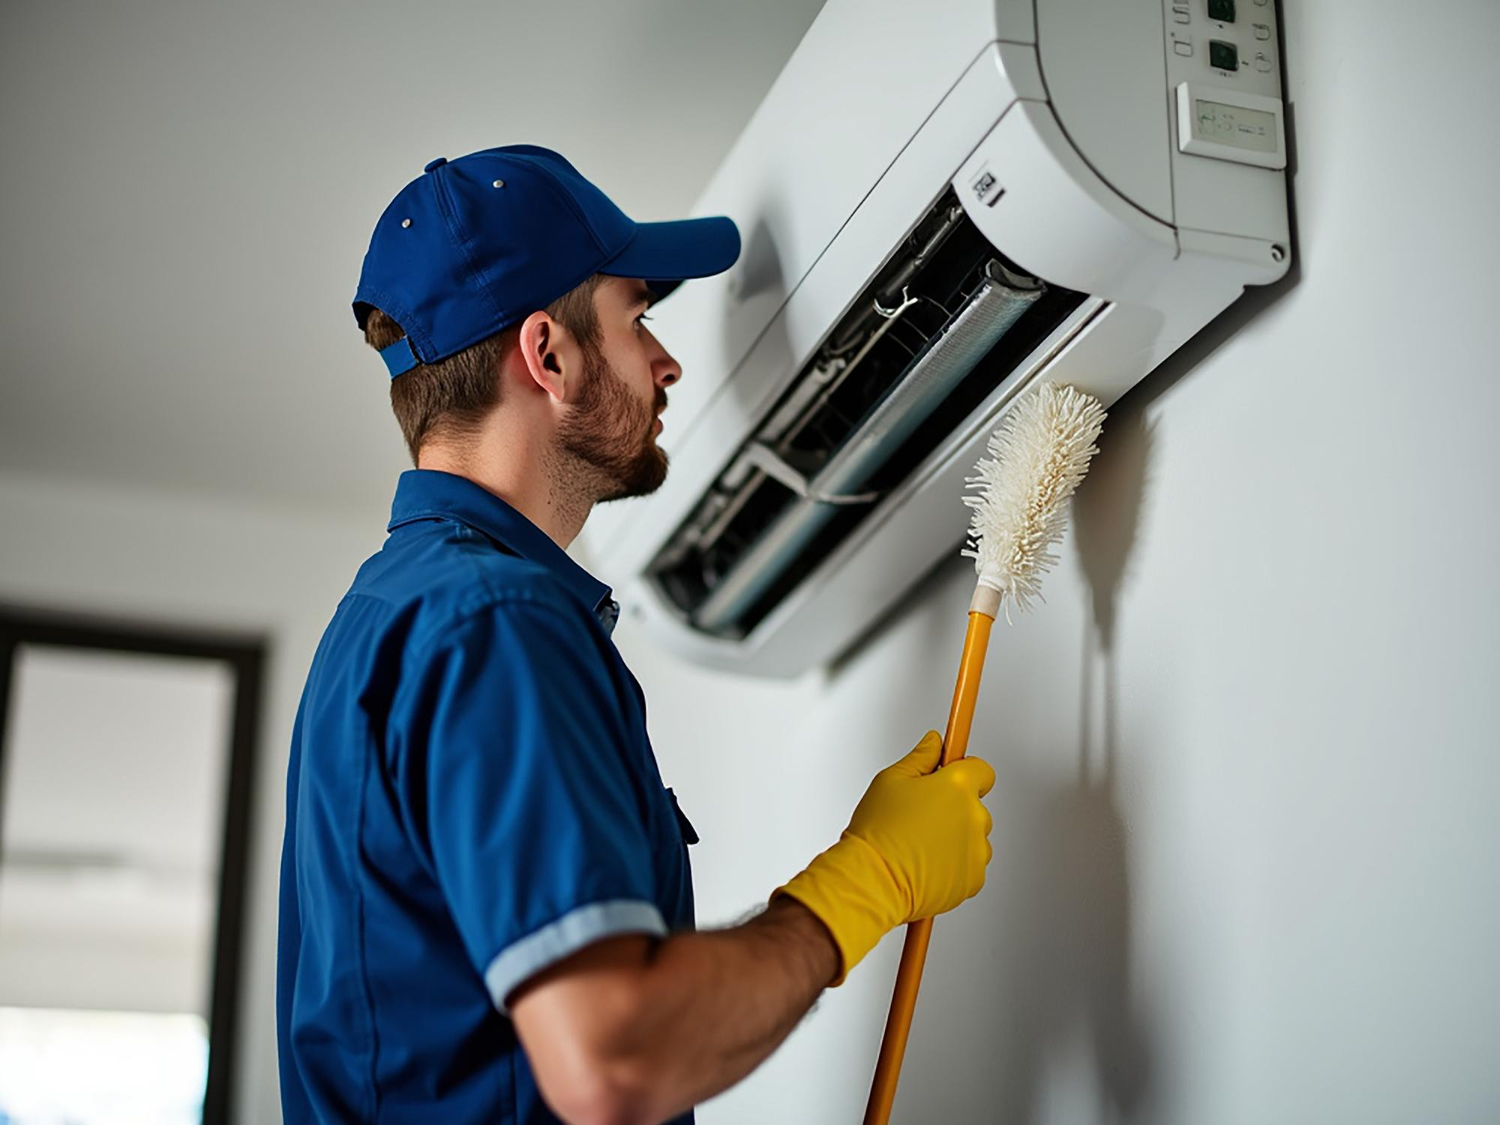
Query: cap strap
379 337 419 379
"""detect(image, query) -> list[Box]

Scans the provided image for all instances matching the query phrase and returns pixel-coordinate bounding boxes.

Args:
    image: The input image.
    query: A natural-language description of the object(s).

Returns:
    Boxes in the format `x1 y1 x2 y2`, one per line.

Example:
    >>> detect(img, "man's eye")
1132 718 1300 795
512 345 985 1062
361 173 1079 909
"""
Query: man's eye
636 313 653 327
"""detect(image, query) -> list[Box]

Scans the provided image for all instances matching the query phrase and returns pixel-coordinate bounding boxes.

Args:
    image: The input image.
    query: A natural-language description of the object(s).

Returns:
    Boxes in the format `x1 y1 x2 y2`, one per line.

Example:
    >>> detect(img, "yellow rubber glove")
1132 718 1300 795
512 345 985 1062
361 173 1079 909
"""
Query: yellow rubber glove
772 731 995 985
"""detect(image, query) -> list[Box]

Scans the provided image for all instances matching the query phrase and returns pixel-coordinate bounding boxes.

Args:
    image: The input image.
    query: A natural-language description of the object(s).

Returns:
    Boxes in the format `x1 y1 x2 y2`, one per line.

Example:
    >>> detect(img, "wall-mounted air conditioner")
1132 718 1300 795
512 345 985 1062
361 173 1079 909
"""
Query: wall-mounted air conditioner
582 0 1290 677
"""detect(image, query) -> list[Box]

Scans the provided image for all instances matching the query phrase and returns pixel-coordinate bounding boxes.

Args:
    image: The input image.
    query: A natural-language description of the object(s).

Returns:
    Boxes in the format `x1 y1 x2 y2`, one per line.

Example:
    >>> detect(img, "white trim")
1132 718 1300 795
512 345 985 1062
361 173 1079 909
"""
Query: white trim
484 899 667 1014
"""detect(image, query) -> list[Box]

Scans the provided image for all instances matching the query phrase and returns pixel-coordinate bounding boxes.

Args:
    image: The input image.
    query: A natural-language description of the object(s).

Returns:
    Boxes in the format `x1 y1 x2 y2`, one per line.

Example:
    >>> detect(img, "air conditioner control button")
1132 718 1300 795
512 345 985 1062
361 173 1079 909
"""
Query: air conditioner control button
1209 39 1239 70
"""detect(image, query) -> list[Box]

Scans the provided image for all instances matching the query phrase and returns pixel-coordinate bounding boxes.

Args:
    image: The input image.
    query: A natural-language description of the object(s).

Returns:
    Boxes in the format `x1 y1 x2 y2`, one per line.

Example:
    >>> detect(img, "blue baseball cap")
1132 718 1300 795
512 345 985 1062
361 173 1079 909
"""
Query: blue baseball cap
354 144 741 378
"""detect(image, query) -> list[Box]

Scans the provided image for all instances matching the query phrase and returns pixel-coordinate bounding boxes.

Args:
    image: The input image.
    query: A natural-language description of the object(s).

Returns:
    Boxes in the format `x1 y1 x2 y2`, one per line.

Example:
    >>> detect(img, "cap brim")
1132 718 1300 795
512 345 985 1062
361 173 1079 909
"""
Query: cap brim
598 215 741 302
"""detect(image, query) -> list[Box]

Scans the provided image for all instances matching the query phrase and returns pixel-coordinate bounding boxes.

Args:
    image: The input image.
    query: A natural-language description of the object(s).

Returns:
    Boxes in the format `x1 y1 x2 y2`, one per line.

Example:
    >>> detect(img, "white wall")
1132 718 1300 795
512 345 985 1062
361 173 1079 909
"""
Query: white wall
0 472 384 1124
607 3 1500 1122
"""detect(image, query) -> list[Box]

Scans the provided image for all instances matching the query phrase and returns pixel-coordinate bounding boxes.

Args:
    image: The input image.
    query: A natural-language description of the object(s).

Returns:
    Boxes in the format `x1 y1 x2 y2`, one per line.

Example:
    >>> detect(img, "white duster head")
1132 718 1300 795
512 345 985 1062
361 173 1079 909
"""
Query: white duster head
962 381 1106 618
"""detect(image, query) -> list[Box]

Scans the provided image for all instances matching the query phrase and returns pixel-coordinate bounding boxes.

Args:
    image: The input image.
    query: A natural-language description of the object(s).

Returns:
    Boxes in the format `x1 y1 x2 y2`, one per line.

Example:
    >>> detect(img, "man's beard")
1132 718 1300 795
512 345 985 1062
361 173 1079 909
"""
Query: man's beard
557 344 669 502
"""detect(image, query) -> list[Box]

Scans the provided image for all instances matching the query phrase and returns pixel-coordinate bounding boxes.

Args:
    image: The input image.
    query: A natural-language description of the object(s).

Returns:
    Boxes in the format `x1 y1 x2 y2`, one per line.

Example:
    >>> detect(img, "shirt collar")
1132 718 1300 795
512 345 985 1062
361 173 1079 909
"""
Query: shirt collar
387 469 618 632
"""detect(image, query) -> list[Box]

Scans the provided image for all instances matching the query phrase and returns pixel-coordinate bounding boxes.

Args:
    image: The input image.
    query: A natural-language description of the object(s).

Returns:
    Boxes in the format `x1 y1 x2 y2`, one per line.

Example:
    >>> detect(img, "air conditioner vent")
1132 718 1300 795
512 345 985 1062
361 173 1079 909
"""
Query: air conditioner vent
649 188 1087 638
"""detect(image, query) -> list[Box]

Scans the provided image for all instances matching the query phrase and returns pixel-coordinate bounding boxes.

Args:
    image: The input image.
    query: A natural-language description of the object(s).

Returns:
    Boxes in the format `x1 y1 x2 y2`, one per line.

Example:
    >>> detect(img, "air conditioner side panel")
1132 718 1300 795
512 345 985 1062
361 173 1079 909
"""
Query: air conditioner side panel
954 102 1179 300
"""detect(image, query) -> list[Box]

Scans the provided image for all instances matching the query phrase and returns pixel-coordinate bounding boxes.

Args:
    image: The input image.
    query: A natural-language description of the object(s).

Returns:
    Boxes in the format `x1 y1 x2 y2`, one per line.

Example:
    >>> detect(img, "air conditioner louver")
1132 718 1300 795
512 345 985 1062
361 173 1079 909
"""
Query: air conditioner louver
649 190 1086 637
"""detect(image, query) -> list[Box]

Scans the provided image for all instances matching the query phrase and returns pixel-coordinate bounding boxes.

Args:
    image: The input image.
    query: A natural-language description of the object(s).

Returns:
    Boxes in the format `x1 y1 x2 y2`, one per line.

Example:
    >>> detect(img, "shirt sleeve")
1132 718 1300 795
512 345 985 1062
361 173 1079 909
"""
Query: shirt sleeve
389 593 665 1013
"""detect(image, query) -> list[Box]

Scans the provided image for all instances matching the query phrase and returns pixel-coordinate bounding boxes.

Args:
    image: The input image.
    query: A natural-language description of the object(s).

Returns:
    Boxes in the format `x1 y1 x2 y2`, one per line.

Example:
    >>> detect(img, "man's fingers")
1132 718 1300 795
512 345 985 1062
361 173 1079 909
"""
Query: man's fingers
891 730 944 777
946 757 995 798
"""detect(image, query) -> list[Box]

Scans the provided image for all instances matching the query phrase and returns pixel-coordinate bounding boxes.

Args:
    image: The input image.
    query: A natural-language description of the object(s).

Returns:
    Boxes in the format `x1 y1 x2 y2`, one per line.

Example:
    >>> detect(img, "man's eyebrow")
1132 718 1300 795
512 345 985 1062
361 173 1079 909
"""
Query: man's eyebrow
633 283 657 309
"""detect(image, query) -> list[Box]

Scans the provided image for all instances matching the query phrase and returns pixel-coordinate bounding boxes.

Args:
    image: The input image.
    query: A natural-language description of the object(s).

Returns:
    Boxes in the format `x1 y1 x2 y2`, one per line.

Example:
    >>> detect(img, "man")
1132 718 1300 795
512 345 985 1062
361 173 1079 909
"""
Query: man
277 145 995 1125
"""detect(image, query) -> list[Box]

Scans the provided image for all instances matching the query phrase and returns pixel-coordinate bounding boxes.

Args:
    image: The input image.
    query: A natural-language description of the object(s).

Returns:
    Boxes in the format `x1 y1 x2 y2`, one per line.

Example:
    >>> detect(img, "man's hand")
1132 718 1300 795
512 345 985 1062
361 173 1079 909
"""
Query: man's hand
772 730 995 982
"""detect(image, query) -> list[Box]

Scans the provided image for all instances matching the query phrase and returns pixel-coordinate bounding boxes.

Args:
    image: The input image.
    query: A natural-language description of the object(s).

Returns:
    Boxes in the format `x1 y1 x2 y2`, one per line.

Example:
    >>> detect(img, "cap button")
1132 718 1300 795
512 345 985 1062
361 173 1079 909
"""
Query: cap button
423 157 448 173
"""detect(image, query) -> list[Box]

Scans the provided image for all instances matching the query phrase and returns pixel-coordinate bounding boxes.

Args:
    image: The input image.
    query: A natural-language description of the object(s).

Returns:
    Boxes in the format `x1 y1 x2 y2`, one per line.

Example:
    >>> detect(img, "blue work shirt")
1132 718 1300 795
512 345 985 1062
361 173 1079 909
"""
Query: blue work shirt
277 469 697 1124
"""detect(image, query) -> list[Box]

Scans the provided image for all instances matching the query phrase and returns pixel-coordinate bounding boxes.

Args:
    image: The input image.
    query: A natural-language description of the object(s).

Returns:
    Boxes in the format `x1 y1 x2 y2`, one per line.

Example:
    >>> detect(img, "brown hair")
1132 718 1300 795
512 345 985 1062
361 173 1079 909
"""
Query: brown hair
364 275 605 463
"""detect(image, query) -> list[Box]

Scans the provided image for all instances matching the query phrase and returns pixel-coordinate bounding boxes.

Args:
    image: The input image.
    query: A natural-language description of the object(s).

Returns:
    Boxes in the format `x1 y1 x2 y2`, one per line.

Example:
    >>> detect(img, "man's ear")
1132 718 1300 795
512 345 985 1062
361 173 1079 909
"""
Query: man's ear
516 310 579 404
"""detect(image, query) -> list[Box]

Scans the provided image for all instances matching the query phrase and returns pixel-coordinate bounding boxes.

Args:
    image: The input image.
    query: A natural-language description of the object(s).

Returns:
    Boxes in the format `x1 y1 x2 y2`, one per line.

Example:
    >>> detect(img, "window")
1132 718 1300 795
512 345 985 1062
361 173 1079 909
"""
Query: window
0 610 263 1125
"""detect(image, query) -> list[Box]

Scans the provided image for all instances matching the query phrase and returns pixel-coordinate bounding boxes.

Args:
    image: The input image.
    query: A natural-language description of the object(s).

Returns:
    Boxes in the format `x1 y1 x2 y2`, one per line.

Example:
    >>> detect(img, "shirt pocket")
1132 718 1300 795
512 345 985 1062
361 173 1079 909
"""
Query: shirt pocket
664 786 699 846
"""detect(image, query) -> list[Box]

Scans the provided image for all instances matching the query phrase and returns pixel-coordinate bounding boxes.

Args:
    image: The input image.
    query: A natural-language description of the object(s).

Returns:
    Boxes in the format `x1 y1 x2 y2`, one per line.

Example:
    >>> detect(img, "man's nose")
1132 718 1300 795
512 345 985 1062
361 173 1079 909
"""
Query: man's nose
652 339 682 388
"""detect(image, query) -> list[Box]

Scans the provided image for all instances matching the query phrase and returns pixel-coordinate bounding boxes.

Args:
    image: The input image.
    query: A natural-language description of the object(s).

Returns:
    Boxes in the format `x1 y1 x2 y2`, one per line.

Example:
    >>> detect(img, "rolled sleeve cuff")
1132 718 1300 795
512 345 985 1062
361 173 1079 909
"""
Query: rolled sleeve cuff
484 899 667 1014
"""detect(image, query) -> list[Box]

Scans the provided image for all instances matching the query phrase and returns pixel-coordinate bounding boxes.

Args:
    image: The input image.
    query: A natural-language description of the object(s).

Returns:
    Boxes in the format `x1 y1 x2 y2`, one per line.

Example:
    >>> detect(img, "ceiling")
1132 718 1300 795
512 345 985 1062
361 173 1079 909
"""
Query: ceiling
0 0 825 518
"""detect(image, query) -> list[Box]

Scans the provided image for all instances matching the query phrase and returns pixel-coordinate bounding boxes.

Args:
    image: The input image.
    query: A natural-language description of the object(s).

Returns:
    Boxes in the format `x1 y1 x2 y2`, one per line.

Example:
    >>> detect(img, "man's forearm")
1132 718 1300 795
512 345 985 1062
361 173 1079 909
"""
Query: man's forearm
619 897 838 1118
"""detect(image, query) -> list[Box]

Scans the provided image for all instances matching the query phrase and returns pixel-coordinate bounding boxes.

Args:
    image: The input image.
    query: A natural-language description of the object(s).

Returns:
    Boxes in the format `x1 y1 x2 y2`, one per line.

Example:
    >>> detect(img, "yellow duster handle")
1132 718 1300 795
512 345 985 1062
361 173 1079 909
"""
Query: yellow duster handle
864 588 999 1125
